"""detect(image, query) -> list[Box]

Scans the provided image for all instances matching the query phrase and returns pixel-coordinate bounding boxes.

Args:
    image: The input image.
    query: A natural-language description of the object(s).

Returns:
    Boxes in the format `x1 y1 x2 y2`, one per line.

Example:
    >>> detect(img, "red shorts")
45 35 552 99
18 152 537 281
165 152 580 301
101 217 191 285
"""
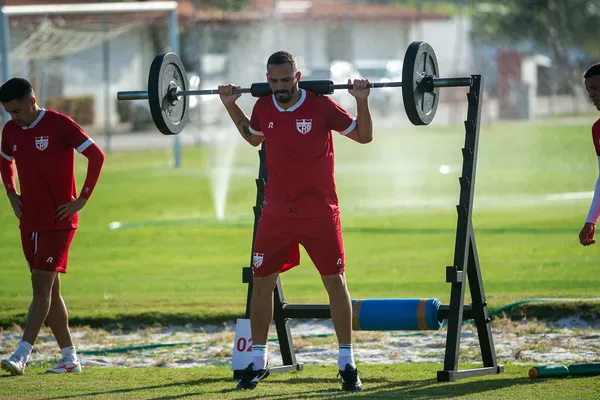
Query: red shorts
252 213 345 277
20 229 77 274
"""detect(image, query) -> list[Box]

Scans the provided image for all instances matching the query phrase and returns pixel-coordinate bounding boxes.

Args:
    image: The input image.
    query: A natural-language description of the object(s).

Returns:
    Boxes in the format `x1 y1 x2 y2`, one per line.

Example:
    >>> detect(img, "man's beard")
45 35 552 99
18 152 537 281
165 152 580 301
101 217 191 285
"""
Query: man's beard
274 87 297 103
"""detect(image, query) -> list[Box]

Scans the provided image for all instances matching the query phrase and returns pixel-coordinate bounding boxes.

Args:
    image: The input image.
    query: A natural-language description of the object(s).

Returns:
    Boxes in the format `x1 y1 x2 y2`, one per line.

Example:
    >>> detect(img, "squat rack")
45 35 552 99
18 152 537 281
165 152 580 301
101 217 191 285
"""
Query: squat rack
236 75 503 382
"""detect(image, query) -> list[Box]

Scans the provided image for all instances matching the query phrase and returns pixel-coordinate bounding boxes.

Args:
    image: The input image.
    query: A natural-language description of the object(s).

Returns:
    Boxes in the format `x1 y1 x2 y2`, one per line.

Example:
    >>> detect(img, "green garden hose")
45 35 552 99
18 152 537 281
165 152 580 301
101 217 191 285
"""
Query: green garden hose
486 297 600 318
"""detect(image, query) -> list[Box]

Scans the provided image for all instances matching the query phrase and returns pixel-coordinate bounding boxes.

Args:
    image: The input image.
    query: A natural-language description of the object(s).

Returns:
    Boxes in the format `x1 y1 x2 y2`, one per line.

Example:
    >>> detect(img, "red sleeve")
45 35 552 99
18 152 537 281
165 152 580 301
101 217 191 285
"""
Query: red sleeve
59 113 94 153
325 96 356 135
58 114 105 200
0 127 17 194
79 144 105 200
593 120 600 156
249 102 264 136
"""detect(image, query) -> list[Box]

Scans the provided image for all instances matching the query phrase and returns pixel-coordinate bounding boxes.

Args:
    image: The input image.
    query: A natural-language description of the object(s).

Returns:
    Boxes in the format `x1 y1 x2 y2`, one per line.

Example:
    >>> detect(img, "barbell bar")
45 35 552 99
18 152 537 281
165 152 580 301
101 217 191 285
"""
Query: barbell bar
117 77 472 101
116 41 473 135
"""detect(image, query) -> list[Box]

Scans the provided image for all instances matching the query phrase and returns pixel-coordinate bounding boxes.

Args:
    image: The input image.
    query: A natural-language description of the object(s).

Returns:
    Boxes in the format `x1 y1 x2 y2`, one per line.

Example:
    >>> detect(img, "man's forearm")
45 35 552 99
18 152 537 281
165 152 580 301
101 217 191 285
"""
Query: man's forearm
356 98 373 143
586 158 600 224
224 103 261 146
0 157 17 194
80 144 105 200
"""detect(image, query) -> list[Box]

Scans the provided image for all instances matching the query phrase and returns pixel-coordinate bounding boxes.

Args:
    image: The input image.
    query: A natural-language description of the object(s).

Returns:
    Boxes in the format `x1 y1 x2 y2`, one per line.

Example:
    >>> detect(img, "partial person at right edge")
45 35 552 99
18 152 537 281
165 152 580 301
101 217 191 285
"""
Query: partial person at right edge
580 63 600 246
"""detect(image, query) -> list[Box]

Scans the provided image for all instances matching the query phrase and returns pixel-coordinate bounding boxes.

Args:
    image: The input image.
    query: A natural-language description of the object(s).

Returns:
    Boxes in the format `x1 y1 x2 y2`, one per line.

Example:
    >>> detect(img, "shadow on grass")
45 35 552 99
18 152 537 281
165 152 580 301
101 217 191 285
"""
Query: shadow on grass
233 377 535 400
35 371 594 400
133 375 534 400
145 377 392 400
40 377 232 400
0 311 238 331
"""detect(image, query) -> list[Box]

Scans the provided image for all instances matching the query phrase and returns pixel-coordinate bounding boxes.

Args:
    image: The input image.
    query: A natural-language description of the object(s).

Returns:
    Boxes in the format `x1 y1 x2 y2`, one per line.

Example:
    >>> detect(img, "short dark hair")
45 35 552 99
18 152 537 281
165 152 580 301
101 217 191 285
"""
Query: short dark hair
584 63 600 79
0 78 34 103
267 51 297 72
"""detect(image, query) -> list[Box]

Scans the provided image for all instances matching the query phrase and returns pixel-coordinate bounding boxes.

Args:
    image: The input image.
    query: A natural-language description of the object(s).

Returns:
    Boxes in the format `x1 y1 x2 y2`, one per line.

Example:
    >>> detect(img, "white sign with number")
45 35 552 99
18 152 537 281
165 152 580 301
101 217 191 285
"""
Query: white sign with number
231 318 253 371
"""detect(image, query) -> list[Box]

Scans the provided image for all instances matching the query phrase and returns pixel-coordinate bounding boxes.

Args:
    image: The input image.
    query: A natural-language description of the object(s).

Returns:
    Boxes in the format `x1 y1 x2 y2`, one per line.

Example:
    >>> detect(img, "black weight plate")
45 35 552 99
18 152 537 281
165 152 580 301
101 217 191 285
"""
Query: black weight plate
402 41 440 125
148 53 189 135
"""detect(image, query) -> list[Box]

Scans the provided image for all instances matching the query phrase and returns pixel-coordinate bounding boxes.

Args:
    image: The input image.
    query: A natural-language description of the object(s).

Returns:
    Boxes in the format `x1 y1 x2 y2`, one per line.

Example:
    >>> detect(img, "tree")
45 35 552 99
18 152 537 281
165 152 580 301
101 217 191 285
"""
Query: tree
471 0 600 95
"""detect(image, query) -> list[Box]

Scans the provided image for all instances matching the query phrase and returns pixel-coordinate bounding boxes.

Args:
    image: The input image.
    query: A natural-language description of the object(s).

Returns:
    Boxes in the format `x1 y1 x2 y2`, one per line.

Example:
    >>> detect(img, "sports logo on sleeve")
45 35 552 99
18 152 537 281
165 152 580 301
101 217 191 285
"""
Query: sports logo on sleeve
35 136 49 151
296 119 312 135
253 253 264 268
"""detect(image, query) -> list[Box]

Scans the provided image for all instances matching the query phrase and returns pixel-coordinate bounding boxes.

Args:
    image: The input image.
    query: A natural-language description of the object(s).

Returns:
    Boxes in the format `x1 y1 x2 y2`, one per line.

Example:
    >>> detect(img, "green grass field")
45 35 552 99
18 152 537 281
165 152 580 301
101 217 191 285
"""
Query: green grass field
1 119 600 398
1 120 600 327
2 364 599 400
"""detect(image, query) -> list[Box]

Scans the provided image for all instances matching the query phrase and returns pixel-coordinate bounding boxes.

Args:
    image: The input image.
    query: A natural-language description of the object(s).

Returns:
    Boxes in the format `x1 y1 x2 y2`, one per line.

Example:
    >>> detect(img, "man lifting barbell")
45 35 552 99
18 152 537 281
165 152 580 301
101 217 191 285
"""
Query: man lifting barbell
218 51 371 392
116 41 473 135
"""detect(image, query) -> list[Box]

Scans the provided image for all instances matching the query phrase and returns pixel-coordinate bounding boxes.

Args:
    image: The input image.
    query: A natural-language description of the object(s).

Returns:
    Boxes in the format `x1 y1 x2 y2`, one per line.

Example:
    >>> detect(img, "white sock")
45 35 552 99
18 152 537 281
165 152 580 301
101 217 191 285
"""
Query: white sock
14 341 33 360
251 344 268 370
60 346 78 362
338 344 355 370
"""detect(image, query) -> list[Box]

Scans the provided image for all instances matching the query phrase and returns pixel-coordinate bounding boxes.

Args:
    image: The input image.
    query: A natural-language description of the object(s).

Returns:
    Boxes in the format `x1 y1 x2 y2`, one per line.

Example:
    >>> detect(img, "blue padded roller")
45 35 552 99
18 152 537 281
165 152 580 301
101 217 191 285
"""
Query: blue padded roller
351 298 443 331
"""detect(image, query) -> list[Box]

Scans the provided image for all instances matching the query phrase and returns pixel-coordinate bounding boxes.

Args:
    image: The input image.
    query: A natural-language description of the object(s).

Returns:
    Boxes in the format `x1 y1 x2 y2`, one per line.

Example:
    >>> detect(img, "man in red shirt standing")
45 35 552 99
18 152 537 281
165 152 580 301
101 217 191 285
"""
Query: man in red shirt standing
0 78 105 375
219 51 372 392
579 63 600 246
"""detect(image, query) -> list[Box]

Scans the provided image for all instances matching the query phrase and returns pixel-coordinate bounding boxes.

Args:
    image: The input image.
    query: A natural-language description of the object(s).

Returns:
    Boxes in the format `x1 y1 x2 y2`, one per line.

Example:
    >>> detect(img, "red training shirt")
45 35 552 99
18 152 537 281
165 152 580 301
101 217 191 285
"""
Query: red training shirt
249 89 356 218
592 119 600 156
0 109 96 232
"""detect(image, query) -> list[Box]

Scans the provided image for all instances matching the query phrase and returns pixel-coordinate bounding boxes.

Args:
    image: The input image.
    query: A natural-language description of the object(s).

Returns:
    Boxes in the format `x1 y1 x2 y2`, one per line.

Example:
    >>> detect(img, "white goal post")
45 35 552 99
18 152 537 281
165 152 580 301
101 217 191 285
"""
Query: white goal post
0 1 184 166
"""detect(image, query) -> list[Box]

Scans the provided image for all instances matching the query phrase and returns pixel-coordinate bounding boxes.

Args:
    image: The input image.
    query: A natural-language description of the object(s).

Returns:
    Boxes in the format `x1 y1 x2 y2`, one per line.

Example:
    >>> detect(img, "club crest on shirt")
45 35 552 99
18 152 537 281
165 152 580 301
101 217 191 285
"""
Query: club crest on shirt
35 136 49 151
253 253 264 268
296 119 312 135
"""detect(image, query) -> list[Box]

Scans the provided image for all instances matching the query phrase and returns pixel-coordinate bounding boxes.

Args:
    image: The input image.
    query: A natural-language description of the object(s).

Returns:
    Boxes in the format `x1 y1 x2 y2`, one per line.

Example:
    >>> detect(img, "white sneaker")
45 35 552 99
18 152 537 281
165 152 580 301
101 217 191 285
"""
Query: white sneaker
1 355 26 376
45 358 82 374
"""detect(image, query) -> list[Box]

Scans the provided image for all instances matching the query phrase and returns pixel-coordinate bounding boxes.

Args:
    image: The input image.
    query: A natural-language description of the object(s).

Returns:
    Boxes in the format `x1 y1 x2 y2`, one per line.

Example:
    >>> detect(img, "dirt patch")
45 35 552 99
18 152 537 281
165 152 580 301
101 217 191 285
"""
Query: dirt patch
1 316 598 370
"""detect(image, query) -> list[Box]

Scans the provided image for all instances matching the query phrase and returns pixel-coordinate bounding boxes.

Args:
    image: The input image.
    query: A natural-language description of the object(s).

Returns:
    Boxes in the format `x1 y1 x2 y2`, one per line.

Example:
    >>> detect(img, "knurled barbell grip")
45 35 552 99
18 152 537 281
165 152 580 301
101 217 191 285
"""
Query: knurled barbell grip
331 81 403 90
180 87 254 96
331 77 472 92
117 86 254 101
332 77 473 92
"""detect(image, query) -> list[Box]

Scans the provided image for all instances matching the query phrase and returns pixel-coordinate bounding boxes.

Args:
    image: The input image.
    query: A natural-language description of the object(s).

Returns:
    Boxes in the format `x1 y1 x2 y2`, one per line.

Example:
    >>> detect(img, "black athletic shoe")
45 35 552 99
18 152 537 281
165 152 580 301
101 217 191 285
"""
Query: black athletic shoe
236 362 270 390
338 364 362 392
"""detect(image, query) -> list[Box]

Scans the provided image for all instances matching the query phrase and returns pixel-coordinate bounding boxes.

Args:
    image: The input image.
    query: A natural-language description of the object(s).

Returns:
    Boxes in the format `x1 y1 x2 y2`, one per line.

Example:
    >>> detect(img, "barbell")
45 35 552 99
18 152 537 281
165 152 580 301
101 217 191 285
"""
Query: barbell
116 41 473 135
